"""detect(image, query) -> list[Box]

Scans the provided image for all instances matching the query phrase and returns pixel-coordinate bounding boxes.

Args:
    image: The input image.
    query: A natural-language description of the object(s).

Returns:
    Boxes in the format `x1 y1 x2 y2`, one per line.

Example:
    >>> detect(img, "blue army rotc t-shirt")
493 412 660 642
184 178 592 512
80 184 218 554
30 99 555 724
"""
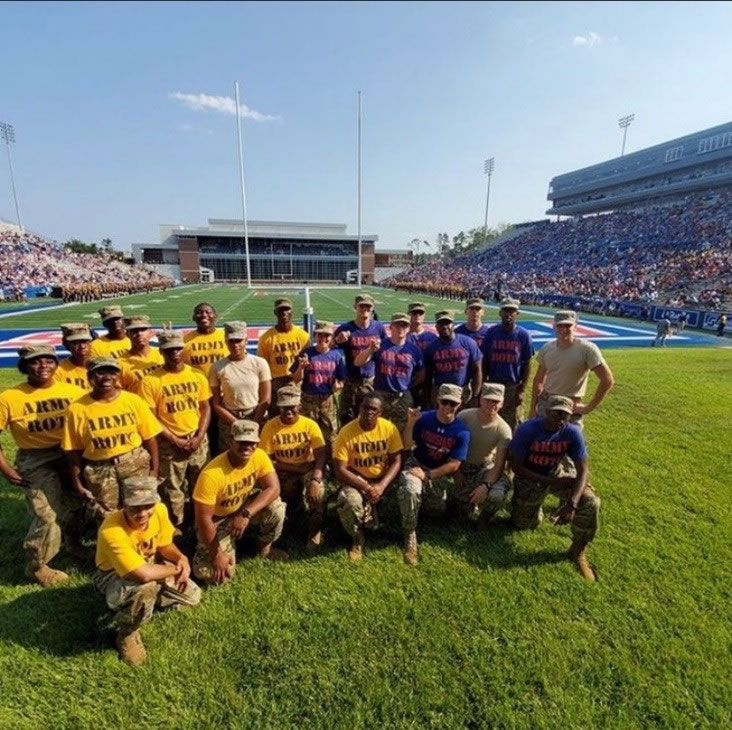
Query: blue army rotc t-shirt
510 418 588 475
412 410 471 469
481 324 535 384
455 323 491 350
300 346 347 396
424 334 482 387
372 340 424 393
334 320 387 379
409 329 438 352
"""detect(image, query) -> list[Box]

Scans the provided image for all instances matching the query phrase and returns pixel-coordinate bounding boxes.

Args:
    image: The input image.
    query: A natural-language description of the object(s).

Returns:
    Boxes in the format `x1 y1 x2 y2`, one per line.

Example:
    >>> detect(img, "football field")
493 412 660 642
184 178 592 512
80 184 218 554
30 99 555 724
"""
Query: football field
0 284 726 367
0 287 730 727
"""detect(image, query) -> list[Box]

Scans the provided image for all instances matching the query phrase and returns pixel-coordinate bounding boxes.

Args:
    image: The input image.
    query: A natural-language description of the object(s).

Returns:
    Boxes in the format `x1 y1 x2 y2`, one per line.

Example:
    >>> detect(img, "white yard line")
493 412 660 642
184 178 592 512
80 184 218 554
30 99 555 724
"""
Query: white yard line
219 287 256 318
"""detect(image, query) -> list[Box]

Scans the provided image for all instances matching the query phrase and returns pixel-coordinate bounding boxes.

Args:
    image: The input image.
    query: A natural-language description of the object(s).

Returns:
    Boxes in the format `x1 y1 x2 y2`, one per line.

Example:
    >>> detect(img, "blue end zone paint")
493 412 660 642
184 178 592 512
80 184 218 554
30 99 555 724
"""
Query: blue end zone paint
0 317 727 367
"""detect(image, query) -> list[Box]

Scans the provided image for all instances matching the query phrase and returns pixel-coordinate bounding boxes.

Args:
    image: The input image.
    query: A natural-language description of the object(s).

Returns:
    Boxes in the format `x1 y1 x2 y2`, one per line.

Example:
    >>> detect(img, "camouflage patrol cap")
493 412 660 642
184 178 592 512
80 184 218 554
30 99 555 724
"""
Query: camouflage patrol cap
60 322 92 342
465 298 484 309
407 302 426 314
546 395 574 414
122 476 161 507
87 356 121 373
554 310 577 324
499 297 521 311
481 383 505 401
18 344 57 361
355 294 375 307
438 383 463 404
276 383 302 407
313 320 335 335
274 298 293 310
99 305 124 322
435 310 455 323
231 419 260 442
391 312 410 325
224 321 248 340
124 314 152 331
157 329 184 350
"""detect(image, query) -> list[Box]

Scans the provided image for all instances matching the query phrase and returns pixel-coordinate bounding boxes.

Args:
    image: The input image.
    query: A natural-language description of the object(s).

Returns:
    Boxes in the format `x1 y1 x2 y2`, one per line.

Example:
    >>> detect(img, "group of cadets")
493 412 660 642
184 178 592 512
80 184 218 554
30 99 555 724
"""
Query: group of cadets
0 294 615 666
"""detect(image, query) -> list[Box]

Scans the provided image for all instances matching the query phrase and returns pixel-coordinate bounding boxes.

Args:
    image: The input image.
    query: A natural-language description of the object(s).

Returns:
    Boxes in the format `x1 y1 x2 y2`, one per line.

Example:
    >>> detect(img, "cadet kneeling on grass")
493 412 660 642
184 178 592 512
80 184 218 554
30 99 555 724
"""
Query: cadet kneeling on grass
259 384 327 553
509 395 600 582
94 476 201 667
192 419 287 585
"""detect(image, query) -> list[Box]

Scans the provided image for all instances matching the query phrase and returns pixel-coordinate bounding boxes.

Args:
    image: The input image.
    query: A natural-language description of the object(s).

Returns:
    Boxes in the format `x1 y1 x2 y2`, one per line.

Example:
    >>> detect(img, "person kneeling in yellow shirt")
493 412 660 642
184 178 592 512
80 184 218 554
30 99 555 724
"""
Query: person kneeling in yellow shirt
94 476 201 666
260 384 327 553
192 419 287 585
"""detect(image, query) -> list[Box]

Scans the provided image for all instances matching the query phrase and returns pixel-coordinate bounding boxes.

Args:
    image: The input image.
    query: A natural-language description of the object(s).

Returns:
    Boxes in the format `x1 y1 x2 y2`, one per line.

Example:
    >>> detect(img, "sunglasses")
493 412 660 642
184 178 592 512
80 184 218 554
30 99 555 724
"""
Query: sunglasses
438 399 459 407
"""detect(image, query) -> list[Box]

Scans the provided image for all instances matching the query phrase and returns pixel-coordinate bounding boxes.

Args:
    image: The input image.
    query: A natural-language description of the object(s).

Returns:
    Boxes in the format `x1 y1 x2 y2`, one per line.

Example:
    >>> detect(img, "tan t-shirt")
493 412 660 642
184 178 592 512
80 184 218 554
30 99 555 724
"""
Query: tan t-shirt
537 339 605 398
209 355 271 411
457 409 512 468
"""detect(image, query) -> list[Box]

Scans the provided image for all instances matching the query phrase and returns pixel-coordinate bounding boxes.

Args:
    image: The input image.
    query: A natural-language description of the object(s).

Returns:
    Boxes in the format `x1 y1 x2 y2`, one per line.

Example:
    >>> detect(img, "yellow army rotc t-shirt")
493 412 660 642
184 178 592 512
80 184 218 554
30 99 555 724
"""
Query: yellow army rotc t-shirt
260 415 325 464
89 335 132 360
62 390 162 460
0 381 85 449
183 329 228 378
333 417 403 480
537 339 605 398
53 359 91 392
193 449 274 517
257 326 310 378
139 365 211 437
119 349 164 393
96 502 174 576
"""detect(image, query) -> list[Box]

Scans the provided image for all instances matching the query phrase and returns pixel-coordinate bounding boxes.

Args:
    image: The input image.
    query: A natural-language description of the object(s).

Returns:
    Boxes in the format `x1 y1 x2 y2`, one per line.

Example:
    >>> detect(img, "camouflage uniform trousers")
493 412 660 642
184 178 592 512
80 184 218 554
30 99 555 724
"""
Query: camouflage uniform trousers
16 447 84 573
339 376 375 425
453 463 512 521
498 382 526 432
300 392 338 457
158 434 210 528
397 455 453 532
336 479 402 537
511 459 600 545
82 446 152 522
93 565 201 632
277 468 326 530
373 389 413 435
218 408 256 454
192 496 286 583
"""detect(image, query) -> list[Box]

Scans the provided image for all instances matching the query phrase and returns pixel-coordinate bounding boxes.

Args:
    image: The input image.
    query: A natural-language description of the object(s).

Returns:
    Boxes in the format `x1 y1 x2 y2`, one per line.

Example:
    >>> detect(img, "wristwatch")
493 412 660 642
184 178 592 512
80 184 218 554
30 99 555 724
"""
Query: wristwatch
241 508 252 520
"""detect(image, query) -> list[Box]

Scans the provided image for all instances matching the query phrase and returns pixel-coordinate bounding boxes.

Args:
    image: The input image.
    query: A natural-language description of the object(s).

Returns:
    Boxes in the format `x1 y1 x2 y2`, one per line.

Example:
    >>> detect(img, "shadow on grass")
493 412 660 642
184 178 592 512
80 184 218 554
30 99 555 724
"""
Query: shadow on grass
0 582 108 657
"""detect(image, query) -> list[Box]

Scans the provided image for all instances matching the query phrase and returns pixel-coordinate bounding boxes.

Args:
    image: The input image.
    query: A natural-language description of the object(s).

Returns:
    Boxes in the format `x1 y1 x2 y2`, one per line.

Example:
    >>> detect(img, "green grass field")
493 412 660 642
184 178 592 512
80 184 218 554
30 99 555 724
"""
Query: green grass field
0 284 615 330
0 346 730 727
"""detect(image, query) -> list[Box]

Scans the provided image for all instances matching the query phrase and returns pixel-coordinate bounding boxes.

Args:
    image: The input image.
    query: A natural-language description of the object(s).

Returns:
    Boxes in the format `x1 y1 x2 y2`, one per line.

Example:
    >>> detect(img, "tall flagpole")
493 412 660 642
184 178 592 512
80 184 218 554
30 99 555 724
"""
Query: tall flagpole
234 82 252 288
357 90 362 288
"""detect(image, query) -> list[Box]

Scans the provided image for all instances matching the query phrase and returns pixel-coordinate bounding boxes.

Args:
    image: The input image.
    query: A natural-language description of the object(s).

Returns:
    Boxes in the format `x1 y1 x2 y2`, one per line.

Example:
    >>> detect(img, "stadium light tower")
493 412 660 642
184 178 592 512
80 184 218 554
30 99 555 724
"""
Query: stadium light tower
0 121 23 232
618 114 635 157
234 82 252 288
483 157 495 235
357 90 362 288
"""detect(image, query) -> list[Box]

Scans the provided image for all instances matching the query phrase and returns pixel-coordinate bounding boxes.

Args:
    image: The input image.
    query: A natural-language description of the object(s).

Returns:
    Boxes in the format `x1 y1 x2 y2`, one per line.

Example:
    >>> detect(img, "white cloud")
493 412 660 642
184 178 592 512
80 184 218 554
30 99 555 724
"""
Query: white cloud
573 32 602 48
168 91 279 121
179 122 194 132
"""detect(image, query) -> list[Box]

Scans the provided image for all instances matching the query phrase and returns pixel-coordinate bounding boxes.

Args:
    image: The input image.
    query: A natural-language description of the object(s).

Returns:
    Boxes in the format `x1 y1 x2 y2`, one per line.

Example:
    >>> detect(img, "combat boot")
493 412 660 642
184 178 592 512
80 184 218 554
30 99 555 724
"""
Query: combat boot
402 530 419 566
348 529 365 562
258 544 289 562
28 565 69 587
568 540 596 582
117 629 147 666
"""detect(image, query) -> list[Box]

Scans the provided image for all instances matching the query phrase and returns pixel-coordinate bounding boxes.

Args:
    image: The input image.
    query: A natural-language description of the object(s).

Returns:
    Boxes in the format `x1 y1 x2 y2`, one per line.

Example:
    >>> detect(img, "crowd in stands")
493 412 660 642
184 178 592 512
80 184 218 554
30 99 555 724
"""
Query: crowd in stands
387 191 732 313
0 230 173 301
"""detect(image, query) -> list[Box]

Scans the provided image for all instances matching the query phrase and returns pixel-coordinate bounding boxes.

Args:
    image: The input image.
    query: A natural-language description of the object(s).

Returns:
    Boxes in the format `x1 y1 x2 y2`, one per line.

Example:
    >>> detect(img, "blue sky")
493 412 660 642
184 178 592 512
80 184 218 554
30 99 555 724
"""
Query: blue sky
1 1 730 251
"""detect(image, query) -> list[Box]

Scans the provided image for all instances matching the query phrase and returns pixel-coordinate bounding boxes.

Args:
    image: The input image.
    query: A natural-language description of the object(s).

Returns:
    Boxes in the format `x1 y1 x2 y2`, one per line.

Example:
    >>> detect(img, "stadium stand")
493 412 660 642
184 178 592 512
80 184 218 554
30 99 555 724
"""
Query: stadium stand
0 228 172 301
386 190 732 312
